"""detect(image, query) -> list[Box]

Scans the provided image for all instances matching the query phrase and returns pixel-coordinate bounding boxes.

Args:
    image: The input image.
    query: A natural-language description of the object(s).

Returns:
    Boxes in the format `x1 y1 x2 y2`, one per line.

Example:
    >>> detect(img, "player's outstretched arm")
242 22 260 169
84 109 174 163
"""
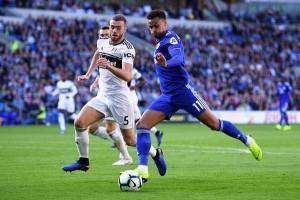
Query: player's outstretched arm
78 50 100 82
165 44 184 67
155 46 183 68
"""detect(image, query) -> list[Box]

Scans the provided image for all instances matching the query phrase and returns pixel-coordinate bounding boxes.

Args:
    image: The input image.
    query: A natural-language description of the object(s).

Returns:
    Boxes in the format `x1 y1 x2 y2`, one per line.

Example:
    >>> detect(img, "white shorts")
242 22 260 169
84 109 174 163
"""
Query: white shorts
86 93 134 129
131 91 141 120
58 99 75 113
105 90 141 121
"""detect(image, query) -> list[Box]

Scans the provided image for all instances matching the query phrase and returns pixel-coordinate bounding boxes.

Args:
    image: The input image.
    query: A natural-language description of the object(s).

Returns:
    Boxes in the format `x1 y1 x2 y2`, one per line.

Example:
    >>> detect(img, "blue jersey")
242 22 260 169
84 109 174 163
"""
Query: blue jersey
154 30 190 94
149 30 207 119
277 82 292 103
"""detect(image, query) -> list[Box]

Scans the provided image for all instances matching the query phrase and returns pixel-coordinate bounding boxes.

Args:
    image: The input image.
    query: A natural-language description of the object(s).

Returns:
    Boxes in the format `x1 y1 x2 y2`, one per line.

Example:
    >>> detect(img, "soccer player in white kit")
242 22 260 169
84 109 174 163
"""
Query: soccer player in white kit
62 15 161 172
52 71 78 134
88 26 133 166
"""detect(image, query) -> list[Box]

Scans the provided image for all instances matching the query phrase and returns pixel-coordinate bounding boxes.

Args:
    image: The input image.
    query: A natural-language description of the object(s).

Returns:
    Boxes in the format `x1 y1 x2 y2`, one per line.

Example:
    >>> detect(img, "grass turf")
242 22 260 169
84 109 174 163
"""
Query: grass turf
0 124 299 200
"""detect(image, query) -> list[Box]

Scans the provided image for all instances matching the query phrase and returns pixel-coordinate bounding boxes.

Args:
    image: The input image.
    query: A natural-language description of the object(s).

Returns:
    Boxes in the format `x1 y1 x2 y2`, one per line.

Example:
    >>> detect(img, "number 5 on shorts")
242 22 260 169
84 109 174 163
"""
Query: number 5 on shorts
123 116 129 125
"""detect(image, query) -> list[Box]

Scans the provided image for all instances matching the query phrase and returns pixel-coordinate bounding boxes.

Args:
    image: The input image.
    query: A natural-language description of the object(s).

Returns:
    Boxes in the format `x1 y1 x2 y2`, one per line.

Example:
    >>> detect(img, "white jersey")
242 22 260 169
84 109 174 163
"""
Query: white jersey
52 80 78 101
97 38 135 96
52 80 77 113
128 68 142 104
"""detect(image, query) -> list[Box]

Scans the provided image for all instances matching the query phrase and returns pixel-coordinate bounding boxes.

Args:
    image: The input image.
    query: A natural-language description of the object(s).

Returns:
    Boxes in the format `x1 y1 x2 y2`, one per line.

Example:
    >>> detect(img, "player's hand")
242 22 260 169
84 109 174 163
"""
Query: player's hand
97 56 110 69
77 74 90 82
155 53 167 67
90 83 97 93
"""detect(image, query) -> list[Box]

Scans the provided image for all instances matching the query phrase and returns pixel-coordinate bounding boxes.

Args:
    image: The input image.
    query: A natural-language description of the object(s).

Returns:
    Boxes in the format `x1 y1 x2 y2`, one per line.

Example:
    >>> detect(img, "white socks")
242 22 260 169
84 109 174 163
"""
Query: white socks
150 126 158 134
91 126 131 160
110 128 131 160
93 127 110 140
58 113 66 132
149 146 157 157
137 165 148 172
75 128 89 158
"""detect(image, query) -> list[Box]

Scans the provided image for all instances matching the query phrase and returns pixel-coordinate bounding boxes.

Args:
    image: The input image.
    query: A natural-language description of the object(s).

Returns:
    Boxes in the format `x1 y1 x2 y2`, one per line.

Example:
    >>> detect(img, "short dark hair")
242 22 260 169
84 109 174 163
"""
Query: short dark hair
111 14 127 24
147 10 167 20
100 25 109 30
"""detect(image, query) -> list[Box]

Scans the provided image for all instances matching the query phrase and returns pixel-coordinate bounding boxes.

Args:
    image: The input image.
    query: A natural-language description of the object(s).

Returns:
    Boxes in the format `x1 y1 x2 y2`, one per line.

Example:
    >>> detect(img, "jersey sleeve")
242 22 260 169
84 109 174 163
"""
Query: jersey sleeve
166 35 184 67
122 47 135 65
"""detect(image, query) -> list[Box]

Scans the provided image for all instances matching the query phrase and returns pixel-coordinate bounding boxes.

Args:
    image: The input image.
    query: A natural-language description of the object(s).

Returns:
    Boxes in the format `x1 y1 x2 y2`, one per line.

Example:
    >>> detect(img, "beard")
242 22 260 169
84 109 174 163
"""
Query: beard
110 33 123 42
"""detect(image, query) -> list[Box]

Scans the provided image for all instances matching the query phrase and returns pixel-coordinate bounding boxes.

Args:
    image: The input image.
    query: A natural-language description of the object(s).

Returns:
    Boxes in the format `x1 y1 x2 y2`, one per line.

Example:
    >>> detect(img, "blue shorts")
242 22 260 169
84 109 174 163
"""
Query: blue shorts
280 102 288 113
149 83 207 119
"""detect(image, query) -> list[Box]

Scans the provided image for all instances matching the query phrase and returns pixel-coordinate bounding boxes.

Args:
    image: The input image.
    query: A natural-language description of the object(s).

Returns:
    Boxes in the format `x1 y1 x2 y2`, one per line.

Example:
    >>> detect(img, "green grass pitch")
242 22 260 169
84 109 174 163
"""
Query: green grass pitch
0 123 299 200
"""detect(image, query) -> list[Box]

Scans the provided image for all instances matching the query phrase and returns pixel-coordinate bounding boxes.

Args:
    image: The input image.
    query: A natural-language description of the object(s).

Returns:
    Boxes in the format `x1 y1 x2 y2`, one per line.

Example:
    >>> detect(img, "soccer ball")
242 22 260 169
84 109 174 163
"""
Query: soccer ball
118 170 142 191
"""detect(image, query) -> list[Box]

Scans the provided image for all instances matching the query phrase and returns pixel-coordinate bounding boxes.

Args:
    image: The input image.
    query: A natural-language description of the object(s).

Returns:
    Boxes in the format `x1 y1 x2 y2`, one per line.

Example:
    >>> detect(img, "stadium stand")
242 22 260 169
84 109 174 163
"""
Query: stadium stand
0 3 300 125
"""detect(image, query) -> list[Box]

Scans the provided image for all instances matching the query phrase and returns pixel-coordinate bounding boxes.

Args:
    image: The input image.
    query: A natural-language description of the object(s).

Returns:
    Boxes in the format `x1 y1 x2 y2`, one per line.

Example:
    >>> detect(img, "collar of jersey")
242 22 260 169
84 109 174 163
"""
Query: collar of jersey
109 38 125 46
156 30 169 42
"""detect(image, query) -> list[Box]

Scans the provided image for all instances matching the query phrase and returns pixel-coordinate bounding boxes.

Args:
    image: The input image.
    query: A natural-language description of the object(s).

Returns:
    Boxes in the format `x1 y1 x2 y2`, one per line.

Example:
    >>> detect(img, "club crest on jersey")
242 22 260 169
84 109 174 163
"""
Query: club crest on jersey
170 37 178 45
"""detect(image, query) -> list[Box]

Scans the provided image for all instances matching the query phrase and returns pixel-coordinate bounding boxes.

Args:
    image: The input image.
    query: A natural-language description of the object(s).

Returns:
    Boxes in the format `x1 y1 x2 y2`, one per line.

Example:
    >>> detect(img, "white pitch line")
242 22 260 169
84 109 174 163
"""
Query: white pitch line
165 144 300 156
1 144 300 156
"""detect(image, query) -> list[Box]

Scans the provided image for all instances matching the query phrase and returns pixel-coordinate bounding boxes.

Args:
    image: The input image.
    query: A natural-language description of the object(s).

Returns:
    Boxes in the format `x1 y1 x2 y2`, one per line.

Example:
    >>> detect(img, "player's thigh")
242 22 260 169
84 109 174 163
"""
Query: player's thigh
105 119 119 134
196 108 219 130
180 92 219 130
136 109 167 129
119 127 136 146
75 105 105 128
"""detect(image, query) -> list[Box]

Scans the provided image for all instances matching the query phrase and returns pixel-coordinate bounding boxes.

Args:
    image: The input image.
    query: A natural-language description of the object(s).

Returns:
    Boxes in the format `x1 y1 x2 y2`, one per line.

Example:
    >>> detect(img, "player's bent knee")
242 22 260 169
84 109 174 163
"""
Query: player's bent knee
208 120 220 131
136 120 149 129
123 135 136 146
87 127 97 134
106 127 115 134
74 117 87 129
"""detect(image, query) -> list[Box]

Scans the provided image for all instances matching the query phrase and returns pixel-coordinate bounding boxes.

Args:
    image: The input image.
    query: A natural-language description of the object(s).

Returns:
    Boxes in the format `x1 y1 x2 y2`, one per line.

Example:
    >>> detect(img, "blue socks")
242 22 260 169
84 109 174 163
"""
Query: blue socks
219 120 248 144
283 112 289 125
136 128 151 166
280 112 289 125
280 112 285 125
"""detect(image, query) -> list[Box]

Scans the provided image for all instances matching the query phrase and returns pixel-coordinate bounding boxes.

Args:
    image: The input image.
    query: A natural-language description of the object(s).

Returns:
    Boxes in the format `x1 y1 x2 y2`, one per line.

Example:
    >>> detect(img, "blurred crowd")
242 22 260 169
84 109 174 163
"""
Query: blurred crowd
2 0 300 22
0 14 299 125
131 20 300 111
1 0 202 20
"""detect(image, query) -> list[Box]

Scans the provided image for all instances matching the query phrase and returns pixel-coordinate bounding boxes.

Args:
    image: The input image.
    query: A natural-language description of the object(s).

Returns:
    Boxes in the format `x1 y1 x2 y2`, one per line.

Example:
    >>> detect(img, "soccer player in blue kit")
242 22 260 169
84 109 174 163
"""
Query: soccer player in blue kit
134 10 263 182
276 80 292 131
